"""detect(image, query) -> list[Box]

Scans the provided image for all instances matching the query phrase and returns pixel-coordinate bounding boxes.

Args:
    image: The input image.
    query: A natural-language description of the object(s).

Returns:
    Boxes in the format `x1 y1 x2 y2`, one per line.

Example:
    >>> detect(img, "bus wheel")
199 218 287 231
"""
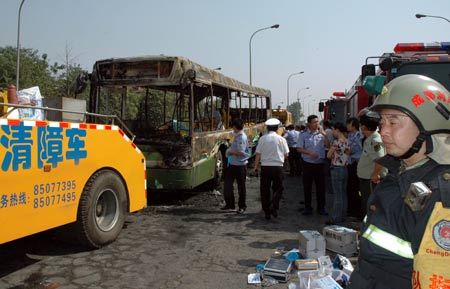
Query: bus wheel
205 150 224 190
215 150 225 184
76 170 127 248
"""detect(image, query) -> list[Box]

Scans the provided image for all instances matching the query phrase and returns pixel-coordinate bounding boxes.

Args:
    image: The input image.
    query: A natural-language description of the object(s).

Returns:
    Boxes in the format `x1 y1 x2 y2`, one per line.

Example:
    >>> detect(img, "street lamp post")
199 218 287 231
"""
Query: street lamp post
415 13 450 24
296 86 310 99
249 24 279 86
302 95 312 120
308 100 317 116
16 0 26 90
287 71 304 107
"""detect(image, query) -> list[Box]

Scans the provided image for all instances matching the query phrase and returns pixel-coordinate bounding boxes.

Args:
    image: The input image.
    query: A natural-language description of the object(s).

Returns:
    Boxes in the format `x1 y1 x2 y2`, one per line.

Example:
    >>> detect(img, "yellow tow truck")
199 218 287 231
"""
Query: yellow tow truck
0 88 147 248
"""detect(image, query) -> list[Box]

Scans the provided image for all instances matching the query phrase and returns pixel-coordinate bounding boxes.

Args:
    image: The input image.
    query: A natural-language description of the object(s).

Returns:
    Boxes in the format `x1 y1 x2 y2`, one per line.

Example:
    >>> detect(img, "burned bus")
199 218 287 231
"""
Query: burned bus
88 55 272 191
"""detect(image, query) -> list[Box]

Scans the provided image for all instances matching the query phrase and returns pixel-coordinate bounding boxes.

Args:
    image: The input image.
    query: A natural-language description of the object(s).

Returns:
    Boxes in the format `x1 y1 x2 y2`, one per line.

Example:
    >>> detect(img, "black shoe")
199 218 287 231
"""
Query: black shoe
325 219 336 226
265 212 271 220
271 209 278 218
302 207 313 216
220 205 235 211
318 208 329 216
237 208 246 214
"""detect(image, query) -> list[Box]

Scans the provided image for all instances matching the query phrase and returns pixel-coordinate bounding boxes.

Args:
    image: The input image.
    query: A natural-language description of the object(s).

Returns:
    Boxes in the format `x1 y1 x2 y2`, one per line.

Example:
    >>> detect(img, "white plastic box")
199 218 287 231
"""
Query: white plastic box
299 230 326 259
323 225 358 256
297 269 346 289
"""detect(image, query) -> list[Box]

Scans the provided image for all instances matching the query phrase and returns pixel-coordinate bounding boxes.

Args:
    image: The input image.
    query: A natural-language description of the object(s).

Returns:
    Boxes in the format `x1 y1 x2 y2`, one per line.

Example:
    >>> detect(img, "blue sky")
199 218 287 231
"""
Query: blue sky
1 0 449 115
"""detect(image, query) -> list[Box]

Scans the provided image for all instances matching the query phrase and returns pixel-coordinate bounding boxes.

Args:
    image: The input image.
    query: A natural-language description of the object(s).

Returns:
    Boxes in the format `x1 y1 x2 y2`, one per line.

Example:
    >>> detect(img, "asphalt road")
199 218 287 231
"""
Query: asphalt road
0 171 359 289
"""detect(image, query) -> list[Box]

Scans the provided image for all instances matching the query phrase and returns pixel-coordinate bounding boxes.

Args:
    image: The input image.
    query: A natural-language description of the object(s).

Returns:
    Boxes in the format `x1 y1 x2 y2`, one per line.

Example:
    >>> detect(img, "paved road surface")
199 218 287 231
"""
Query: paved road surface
0 172 360 289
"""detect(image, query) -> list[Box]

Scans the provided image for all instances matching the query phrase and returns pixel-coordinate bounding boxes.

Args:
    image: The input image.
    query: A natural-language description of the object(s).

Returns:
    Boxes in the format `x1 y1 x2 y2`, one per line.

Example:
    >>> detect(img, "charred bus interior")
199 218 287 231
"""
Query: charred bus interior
87 56 271 190
90 85 270 168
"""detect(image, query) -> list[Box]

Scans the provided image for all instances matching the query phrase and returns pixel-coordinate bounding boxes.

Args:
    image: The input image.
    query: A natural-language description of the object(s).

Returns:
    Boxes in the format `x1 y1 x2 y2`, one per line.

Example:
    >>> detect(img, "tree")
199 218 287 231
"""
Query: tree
287 100 303 125
0 46 59 97
0 47 16 89
0 46 88 100
54 44 89 100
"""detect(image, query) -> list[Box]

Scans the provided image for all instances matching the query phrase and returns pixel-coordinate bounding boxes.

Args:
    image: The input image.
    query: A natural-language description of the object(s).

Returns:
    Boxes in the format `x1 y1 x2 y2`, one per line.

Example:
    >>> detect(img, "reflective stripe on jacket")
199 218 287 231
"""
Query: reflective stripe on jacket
362 224 414 259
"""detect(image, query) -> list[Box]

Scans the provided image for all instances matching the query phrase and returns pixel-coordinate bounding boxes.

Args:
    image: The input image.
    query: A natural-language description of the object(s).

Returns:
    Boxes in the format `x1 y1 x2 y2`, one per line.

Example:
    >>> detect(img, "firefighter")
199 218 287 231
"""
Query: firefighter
348 74 450 289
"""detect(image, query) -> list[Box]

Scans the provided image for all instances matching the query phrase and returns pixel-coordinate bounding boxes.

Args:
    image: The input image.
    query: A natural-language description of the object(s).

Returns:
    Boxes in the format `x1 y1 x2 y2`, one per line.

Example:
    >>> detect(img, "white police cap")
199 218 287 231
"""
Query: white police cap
265 118 281 126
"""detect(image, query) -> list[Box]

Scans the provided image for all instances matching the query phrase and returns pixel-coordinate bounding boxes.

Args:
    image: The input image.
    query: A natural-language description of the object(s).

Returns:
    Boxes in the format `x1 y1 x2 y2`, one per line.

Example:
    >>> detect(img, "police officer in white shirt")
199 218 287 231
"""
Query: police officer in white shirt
253 118 290 220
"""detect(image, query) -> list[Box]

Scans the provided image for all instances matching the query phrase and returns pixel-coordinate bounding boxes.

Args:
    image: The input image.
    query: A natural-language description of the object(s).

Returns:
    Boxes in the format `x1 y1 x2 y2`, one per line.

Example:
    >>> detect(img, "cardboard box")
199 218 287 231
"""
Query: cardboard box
323 225 358 256
299 230 326 259
295 258 319 270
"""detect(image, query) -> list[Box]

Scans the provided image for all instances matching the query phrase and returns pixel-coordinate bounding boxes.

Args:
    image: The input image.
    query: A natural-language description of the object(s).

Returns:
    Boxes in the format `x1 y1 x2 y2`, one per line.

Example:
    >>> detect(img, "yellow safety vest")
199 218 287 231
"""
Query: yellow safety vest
413 202 450 289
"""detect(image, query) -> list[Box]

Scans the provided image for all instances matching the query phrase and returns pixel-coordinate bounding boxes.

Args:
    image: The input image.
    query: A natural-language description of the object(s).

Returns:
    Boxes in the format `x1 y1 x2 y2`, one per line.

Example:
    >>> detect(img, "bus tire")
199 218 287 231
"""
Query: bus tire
205 150 225 190
76 170 127 248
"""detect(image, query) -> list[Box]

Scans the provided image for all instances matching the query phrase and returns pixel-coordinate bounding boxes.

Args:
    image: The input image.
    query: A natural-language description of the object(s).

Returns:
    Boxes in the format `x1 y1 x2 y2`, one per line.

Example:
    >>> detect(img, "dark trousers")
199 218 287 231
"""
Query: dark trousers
323 156 333 195
297 154 303 175
223 165 247 209
347 162 362 218
260 166 284 214
302 162 326 211
359 178 377 218
288 147 302 175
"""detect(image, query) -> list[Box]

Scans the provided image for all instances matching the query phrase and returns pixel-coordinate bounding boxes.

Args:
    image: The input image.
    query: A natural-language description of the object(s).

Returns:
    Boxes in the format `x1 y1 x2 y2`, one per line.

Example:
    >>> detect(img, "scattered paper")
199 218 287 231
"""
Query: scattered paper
247 272 261 284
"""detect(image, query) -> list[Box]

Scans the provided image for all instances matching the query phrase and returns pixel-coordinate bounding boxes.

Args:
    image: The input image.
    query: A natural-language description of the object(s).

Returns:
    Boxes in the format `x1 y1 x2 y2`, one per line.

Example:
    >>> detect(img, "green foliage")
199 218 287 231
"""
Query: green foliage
0 46 88 100
0 47 16 88
97 87 177 125
287 100 303 125
55 63 89 100
132 89 179 124
0 46 56 96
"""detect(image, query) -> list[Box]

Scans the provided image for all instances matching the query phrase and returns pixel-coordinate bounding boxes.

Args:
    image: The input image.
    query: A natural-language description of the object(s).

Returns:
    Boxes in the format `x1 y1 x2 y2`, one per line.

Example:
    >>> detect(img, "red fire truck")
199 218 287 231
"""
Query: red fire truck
319 92 349 124
363 41 450 91
320 41 450 122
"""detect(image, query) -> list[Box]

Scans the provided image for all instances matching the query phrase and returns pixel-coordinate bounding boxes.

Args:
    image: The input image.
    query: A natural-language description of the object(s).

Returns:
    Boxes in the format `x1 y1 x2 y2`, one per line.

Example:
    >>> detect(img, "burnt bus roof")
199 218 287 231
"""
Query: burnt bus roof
91 55 271 97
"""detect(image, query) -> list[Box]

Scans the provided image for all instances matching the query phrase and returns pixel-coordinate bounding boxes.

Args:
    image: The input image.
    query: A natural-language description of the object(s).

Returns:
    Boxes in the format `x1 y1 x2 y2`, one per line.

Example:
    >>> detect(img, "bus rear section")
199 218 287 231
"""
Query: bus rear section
0 105 146 248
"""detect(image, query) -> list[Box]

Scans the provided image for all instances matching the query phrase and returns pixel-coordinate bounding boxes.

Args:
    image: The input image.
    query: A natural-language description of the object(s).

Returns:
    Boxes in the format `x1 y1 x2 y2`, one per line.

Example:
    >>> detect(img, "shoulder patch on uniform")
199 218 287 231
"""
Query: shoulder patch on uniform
374 144 381 152
433 220 450 250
